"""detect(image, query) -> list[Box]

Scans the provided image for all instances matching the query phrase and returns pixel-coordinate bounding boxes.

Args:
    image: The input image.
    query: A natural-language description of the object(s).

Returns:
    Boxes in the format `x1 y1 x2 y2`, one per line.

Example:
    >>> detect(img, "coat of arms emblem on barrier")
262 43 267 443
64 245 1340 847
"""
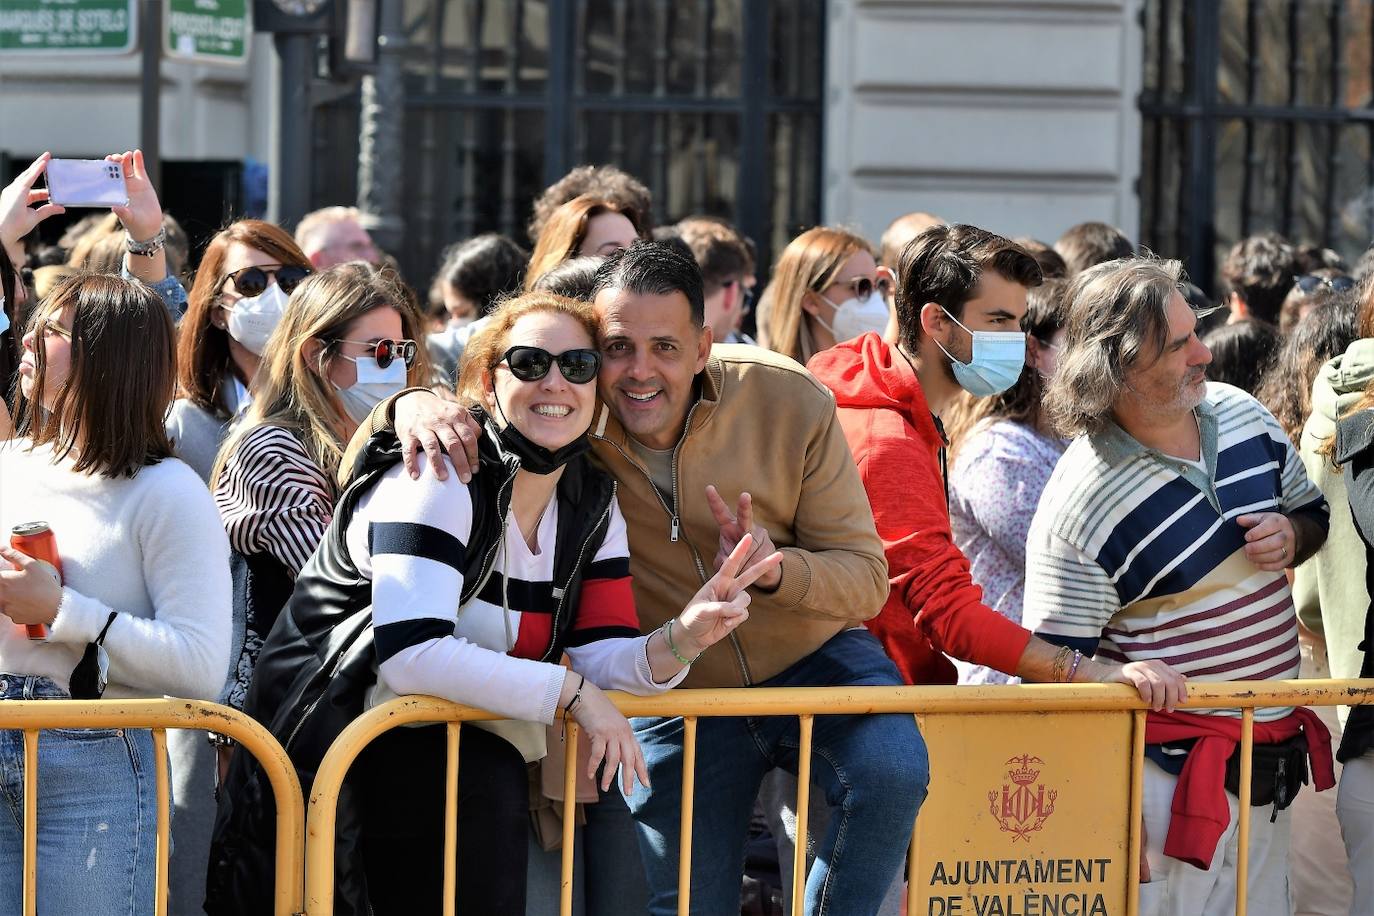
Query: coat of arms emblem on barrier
988 753 1058 841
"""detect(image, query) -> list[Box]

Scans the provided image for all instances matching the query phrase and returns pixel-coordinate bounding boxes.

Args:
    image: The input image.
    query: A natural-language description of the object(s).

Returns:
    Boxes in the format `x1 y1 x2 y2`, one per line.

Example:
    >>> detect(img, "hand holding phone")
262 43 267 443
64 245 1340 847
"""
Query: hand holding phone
0 153 66 253
45 158 130 209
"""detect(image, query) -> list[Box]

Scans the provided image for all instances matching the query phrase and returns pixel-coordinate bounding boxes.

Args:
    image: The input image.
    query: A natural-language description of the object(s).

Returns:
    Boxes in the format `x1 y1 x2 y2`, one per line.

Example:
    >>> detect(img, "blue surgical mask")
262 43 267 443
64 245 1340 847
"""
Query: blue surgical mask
335 354 407 424
0 296 8 336
933 306 1026 397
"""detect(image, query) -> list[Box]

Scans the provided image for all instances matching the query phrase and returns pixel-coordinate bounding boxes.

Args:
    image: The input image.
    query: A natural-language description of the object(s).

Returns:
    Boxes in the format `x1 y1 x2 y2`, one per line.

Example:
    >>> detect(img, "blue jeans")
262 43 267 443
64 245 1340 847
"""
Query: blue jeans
624 628 929 916
0 675 157 916
526 784 650 915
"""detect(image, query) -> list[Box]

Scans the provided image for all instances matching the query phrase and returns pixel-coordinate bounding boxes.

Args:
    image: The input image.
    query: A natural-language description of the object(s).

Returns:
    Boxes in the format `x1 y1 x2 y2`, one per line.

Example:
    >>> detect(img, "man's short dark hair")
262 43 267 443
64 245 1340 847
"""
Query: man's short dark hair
1053 222 1135 276
528 165 654 245
1221 232 1298 325
675 217 755 292
593 240 705 327
895 224 1042 350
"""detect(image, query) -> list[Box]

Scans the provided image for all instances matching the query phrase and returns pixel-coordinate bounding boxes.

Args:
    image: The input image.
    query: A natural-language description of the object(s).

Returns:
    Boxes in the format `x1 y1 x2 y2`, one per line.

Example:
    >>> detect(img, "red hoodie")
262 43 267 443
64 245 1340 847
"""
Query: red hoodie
808 333 1032 684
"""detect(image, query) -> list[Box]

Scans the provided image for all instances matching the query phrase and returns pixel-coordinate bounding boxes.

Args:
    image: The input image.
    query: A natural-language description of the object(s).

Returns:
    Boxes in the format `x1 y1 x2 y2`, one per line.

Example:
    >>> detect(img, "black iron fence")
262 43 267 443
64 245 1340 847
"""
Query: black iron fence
1139 0 1374 293
312 0 824 288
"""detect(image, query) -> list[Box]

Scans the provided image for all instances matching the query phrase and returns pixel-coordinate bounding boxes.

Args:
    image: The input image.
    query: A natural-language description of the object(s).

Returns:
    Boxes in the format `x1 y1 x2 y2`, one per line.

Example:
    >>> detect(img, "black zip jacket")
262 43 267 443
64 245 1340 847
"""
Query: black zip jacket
205 419 618 915
1333 408 1374 765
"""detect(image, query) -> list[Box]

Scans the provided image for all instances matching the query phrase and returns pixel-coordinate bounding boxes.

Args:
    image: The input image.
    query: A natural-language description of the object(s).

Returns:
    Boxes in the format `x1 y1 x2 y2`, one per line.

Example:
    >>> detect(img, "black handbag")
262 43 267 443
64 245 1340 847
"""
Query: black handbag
1224 733 1309 822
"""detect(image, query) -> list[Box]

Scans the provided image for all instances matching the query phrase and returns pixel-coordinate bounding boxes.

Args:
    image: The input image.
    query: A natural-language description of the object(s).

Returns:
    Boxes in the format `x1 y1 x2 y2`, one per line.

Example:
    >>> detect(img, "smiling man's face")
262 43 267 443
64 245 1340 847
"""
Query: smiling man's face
594 286 712 450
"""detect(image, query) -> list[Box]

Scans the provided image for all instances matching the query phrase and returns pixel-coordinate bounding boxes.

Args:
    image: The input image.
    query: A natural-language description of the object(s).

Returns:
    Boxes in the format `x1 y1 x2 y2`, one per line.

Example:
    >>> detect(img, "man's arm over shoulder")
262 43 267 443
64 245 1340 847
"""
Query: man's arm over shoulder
860 421 1031 673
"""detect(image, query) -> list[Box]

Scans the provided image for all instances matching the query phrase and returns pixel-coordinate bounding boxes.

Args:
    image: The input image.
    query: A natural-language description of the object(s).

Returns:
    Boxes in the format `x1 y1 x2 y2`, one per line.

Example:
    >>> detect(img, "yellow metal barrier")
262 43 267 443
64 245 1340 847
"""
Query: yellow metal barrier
0 699 306 916
303 679 1374 916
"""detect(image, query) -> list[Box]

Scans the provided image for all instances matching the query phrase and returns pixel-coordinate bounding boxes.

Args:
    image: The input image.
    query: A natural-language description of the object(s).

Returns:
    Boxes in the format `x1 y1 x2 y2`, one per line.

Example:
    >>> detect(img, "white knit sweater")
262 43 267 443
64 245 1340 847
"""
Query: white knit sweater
0 440 231 700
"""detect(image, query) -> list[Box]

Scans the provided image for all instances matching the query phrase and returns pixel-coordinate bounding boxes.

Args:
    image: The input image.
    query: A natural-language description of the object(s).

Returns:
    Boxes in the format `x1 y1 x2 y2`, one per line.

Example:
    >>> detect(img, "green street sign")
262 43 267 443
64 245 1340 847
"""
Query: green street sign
166 0 249 63
0 0 136 54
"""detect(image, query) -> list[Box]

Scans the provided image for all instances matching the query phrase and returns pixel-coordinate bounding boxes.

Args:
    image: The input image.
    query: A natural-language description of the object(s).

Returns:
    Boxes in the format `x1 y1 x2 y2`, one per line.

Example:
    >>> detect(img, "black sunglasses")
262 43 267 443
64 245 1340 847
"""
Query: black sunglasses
1295 274 1356 295
224 264 311 298
498 346 601 385
334 337 418 370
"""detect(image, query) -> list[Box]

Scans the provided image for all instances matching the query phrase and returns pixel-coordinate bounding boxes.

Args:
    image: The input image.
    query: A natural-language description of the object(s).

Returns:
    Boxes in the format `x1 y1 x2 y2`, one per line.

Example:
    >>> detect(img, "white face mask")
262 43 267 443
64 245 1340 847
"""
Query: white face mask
335 354 408 425
816 292 889 343
225 283 290 355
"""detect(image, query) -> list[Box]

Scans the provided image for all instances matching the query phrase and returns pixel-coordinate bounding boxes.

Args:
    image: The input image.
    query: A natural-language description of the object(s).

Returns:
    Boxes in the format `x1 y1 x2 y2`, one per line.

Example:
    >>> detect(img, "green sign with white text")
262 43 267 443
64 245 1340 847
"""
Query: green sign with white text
0 0 135 53
166 0 249 64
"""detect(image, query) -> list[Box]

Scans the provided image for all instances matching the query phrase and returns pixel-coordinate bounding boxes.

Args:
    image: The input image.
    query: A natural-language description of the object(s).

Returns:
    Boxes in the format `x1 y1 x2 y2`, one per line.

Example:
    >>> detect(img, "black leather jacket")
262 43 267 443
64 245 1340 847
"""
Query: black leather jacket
206 420 618 915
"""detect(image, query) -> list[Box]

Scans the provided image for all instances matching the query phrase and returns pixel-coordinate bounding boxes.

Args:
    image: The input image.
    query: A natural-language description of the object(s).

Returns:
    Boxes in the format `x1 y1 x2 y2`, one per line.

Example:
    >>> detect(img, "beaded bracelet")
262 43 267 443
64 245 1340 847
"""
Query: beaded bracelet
1066 650 1084 682
125 226 167 257
664 618 701 666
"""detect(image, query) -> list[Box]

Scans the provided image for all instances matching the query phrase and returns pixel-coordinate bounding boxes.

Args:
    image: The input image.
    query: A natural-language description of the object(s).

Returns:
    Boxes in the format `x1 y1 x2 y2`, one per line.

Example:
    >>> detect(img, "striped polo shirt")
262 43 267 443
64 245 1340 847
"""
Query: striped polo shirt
1023 383 1328 720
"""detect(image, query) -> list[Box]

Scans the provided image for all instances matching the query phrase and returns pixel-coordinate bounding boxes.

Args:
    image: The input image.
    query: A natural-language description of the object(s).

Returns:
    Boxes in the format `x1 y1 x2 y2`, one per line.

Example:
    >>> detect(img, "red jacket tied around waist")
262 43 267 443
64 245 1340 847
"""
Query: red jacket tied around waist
1144 708 1334 868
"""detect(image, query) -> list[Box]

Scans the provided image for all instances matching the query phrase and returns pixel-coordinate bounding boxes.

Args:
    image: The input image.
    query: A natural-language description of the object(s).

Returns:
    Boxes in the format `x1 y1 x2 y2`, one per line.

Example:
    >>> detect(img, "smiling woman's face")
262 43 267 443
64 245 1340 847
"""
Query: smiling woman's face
488 310 599 450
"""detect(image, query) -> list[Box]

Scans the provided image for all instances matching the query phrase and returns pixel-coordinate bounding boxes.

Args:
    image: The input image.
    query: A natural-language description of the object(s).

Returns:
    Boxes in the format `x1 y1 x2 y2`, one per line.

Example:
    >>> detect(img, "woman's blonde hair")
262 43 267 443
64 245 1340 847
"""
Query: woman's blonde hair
456 291 600 409
211 262 430 487
524 195 643 291
757 226 873 364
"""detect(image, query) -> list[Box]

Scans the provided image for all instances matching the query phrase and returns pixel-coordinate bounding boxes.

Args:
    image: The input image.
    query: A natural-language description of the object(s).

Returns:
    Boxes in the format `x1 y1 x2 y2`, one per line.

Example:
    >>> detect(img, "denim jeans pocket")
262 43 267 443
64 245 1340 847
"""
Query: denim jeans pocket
46 727 125 740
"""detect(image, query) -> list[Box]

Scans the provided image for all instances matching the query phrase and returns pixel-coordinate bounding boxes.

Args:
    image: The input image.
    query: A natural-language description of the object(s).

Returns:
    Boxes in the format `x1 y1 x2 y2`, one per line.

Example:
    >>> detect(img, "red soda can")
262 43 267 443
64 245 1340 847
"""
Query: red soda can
10 522 62 640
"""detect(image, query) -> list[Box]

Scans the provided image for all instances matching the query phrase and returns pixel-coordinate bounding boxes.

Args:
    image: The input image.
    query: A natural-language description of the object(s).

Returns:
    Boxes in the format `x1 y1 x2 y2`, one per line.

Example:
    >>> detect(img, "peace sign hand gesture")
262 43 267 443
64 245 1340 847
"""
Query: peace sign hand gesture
671 534 784 659
705 485 783 592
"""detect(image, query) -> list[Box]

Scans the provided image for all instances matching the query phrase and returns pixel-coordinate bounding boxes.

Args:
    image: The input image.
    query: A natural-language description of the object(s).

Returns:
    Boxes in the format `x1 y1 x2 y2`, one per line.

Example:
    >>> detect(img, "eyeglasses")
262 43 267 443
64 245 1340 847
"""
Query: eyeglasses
222 264 311 298
1295 274 1356 295
37 316 72 341
823 275 891 302
498 346 601 385
333 338 418 370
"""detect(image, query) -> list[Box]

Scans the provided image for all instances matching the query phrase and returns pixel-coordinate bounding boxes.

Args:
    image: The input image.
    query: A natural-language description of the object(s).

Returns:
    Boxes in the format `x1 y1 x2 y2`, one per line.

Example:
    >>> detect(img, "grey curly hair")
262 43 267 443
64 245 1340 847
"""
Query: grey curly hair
1046 257 1189 438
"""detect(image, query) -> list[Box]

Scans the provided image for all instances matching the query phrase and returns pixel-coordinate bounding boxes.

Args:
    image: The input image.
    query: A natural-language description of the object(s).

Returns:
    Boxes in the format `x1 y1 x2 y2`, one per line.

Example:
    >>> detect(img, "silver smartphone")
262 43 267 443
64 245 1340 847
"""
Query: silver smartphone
46 159 129 208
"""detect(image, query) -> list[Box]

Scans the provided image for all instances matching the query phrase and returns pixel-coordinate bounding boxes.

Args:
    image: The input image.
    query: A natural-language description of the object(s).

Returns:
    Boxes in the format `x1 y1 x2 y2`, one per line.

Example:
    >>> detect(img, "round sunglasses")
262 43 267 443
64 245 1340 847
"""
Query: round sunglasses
498 346 601 385
223 264 312 298
1295 274 1356 295
822 275 891 302
333 338 418 370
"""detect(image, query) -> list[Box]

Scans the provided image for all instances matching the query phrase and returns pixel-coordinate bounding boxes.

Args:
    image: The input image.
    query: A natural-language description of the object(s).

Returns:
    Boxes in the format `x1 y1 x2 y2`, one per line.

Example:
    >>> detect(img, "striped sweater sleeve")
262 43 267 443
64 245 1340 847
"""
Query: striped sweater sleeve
1022 512 1119 652
564 498 689 693
214 425 333 576
361 460 568 724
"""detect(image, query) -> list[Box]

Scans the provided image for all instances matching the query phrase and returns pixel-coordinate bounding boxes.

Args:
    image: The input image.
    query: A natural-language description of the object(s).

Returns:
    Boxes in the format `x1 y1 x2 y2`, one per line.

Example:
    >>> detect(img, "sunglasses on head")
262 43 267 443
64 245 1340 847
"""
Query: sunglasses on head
224 264 311 298
498 346 601 385
333 337 418 370
825 275 891 302
1295 274 1356 295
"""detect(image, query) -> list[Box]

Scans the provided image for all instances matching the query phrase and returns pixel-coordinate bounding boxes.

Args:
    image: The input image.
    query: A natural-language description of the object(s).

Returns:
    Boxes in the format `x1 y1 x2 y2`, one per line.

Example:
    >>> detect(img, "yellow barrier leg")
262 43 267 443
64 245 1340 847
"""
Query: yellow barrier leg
22 729 37 916
443 722 461 916
792 715 814 916
677 716 697 916
153 729 170 916
560 722 579 916
1236 709 1253 916
1128 709 1145 916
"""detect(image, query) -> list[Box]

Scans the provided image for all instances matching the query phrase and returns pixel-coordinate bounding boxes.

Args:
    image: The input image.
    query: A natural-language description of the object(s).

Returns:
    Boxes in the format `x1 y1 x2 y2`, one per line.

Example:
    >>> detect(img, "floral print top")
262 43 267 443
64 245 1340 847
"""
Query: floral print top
947 419 1067 685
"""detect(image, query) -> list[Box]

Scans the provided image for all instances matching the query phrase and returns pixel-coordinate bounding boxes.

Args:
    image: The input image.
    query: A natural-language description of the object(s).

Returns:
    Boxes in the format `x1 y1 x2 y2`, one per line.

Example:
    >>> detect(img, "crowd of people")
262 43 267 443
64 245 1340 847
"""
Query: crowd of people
0 148 1369 916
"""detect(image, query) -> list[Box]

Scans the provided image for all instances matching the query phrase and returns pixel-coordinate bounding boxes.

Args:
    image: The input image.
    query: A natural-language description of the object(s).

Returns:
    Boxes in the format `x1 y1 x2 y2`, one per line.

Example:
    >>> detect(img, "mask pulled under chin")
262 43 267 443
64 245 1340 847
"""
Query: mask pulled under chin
934 306 1026 397
487 396 591 475
336 355 407 425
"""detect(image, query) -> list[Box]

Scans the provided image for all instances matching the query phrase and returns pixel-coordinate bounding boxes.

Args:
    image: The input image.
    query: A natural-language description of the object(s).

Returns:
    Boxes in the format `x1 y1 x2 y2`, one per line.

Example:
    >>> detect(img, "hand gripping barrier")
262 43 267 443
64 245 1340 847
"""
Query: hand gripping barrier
0 699 305 916
303 678 1374 916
